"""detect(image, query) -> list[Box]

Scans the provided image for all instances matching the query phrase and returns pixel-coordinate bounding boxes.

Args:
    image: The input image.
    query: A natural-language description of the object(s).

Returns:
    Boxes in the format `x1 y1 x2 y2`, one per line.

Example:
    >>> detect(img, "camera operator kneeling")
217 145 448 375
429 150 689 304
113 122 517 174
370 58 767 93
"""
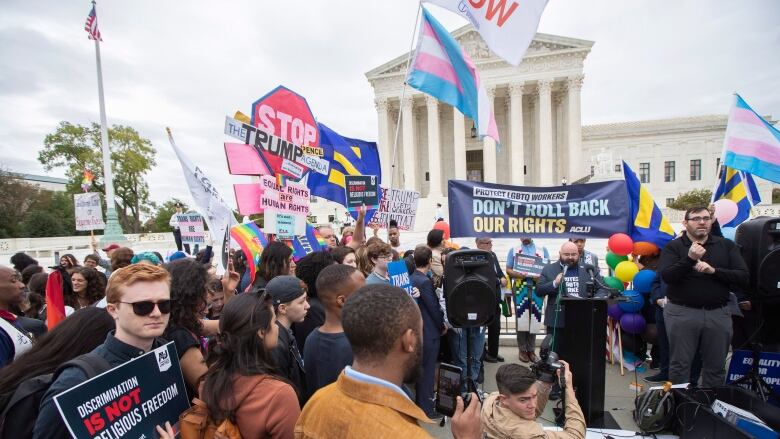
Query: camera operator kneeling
480 360 586 439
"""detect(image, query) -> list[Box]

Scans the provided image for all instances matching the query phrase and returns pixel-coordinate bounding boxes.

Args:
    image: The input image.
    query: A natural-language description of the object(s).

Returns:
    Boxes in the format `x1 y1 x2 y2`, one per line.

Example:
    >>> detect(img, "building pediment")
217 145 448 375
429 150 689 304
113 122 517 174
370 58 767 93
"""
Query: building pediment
366 25 594 80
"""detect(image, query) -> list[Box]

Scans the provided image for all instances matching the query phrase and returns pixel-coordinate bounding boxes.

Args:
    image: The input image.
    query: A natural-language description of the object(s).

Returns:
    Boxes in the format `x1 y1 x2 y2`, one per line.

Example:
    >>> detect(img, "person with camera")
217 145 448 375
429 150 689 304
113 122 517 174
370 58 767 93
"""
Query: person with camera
481 361 585 439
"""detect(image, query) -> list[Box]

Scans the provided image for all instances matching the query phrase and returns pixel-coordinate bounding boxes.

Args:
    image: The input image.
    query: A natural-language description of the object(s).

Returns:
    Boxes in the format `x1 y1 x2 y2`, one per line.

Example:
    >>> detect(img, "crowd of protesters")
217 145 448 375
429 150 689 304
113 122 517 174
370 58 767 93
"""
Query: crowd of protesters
0 202 755 438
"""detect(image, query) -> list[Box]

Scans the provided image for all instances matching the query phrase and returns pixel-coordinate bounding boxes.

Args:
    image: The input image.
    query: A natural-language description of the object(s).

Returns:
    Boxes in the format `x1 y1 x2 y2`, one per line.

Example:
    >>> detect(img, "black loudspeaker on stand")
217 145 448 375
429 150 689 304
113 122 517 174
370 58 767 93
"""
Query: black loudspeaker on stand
443 249 497 394
555 297 620 429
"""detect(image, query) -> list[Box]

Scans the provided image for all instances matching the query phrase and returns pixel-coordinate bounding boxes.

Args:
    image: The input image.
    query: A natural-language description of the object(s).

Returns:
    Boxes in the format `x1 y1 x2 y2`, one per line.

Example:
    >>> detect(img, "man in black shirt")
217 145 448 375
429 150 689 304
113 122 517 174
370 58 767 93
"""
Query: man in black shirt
658 206 749 387
304 264 365 399
268 275 310 401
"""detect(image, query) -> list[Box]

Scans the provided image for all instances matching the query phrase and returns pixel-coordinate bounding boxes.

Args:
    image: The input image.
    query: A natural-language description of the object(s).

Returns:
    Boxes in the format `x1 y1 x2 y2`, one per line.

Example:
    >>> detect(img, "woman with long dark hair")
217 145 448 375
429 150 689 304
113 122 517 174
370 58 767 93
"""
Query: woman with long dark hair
67 267 106 310
164 258 209 400
251 241 295 291
200 292 299 438
0 307 114 410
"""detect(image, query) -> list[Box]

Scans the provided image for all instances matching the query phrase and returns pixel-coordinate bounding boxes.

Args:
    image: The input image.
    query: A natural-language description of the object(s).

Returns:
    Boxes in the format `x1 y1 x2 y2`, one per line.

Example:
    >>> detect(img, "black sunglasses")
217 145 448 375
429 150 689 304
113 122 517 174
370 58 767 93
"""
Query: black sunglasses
119 300 172 316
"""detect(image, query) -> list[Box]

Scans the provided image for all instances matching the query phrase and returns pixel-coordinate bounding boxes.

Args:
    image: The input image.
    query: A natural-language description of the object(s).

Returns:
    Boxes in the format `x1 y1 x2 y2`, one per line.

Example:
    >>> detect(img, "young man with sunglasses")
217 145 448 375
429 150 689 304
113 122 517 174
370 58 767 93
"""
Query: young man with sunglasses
34 264 172 438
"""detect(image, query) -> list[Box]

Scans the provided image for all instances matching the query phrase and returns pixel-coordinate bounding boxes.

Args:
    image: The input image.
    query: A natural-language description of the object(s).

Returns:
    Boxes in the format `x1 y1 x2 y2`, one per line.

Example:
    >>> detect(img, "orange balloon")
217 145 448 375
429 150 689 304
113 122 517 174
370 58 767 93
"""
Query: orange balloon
433 221 450 240
633 241 660 256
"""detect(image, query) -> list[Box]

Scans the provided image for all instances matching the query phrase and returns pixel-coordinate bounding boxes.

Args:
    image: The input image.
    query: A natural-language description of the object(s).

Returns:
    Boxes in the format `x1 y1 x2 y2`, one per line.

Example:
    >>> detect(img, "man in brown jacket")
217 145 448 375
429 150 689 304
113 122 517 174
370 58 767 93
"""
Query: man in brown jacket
295 283 482 439
481 362 585 439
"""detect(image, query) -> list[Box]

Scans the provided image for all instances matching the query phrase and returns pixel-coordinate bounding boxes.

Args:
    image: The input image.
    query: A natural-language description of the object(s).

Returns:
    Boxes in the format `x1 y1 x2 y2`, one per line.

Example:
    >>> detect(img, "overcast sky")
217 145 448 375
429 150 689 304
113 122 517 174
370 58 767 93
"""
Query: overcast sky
1 0 778 209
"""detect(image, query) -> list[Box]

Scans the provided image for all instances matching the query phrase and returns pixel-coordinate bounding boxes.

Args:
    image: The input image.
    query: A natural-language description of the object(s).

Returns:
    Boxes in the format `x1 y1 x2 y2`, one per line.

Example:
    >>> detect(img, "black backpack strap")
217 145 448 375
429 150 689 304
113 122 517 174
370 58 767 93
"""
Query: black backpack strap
54 352 112 381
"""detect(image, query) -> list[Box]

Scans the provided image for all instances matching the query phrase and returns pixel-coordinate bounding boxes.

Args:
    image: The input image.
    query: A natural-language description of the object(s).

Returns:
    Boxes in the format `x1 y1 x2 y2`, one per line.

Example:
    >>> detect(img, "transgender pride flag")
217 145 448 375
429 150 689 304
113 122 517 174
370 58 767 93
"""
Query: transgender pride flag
722 94 780 184
407 7 500 143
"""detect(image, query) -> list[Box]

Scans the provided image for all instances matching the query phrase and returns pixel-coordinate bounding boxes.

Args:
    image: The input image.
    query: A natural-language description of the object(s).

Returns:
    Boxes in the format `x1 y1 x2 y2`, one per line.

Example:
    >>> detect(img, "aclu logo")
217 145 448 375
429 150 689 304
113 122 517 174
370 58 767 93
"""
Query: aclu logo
155 346 172 372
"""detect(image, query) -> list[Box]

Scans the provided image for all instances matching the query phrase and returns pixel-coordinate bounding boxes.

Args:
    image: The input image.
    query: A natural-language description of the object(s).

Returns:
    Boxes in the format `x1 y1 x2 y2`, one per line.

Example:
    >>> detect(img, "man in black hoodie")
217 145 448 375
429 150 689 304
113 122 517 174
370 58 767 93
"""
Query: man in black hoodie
658 206 749 387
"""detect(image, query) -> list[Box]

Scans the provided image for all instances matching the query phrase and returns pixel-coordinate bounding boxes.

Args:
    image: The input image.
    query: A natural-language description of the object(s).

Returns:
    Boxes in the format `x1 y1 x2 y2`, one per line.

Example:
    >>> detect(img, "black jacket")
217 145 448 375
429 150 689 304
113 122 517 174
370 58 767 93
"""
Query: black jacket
658 233 749 308
536 260 608 328
270 321 305 403
410 271 444 340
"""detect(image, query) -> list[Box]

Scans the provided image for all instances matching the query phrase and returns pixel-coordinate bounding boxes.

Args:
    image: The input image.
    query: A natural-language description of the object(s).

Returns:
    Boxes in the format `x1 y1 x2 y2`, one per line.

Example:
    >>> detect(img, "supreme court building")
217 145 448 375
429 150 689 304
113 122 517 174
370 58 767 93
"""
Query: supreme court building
311 27 775 229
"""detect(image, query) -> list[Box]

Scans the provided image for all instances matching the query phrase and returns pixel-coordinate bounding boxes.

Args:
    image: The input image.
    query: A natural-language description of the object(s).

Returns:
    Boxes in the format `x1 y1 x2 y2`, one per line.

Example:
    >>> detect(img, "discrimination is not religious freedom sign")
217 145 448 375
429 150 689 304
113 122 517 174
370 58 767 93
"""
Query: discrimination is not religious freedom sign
448 180 629 238
54 342 189 439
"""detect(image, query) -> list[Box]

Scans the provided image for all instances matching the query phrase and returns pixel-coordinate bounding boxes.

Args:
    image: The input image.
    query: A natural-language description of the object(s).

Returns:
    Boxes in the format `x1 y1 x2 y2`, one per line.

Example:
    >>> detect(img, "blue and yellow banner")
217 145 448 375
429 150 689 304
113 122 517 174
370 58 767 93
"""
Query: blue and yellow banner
448 179 628 238
622 161 676 248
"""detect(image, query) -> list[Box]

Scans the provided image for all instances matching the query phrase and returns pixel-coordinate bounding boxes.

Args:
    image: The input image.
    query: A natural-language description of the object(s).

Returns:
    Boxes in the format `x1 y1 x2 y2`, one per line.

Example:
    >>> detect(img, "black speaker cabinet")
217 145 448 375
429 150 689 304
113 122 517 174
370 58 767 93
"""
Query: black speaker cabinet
735 216 780 296
443 249 496 328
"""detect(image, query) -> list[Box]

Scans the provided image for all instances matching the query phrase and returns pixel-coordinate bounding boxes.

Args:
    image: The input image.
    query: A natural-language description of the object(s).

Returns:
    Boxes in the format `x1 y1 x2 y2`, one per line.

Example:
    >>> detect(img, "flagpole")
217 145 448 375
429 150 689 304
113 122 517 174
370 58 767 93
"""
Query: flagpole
388 2 422 193
92 0 125 245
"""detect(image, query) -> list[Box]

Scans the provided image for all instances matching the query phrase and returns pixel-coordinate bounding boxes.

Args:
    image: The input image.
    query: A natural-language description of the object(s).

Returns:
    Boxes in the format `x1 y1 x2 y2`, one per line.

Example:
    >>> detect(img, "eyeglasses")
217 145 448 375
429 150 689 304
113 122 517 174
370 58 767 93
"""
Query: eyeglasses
119 300 172 316
686 216 712 222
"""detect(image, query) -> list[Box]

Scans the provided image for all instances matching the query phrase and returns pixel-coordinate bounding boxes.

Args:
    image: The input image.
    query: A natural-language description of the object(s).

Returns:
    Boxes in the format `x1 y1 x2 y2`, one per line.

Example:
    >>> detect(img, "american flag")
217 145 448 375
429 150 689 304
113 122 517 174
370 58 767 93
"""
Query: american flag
84 4 102 41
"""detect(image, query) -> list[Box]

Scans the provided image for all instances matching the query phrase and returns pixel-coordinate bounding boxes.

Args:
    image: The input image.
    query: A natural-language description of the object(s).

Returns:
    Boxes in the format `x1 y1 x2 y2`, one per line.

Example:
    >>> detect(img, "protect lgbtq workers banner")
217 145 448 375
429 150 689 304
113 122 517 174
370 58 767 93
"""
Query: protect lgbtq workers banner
448 179 628 238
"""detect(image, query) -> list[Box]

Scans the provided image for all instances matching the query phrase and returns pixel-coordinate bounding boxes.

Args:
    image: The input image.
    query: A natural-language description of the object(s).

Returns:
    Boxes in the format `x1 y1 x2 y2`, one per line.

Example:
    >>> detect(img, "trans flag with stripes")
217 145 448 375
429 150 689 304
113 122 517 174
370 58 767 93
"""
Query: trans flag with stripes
623 161 676 249
712 166 761 228
407 7 500 143
723 94 780 184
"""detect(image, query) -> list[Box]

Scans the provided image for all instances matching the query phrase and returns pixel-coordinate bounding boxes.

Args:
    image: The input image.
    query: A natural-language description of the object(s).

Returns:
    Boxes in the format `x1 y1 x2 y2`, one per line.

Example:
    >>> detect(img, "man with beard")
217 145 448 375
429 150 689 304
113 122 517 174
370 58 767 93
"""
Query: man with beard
658 206 748 387
295 284 483 439
536 242 607 398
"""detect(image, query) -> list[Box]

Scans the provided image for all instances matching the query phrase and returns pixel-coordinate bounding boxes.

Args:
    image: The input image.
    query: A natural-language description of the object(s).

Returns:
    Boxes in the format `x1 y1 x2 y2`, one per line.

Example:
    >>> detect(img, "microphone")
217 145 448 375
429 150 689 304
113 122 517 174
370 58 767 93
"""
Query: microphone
583 263 596 280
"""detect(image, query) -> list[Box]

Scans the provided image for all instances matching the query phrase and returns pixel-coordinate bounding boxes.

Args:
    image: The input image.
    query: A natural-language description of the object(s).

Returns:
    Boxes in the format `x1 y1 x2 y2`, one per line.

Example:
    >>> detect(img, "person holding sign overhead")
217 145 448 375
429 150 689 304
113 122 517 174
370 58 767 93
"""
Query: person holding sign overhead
34 264 172 438
506 238 549 363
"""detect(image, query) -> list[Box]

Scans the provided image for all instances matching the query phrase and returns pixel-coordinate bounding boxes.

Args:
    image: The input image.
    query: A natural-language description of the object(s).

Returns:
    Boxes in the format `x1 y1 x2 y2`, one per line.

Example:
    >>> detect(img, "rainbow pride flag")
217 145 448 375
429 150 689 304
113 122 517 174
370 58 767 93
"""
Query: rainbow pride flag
230 222 268 283
81 169 94 192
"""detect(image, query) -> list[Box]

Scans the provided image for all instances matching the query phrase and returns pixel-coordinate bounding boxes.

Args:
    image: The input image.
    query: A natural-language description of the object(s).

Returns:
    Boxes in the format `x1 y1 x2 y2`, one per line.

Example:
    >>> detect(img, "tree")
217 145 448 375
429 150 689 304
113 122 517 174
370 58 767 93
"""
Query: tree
667 189 712 211
38 122 157 233
0 168 41 238
145 198 189 233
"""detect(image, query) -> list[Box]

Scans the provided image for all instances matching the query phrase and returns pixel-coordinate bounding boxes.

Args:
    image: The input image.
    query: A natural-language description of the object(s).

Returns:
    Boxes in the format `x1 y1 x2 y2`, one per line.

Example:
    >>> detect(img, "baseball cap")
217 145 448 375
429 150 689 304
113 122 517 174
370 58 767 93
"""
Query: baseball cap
102 244 120 252
266 275 306 306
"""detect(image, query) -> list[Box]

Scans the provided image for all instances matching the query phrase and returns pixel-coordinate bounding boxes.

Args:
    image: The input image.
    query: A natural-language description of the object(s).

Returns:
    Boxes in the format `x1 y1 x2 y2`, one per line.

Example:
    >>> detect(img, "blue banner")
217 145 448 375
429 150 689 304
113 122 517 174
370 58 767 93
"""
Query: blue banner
447 179 629 239
728 350 780 406
387 260 413 296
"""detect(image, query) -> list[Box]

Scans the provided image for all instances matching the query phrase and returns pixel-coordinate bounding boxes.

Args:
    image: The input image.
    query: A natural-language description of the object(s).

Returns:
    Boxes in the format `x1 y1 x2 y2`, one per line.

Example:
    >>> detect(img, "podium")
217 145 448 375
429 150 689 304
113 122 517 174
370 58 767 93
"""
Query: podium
554 297 618 428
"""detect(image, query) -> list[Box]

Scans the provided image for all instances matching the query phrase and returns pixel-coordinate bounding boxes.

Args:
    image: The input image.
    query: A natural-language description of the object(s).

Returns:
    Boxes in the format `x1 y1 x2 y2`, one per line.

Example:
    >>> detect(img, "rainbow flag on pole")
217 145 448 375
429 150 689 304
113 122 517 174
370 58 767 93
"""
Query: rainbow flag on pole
230 222 268 284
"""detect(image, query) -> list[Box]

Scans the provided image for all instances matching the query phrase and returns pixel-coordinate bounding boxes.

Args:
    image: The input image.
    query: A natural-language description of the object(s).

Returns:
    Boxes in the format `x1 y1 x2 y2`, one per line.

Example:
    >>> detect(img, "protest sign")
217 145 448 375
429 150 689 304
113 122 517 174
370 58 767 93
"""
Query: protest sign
368 188 421 231
176 213 205 244
264 208 306 237
54 342 189 439
74 192 105 231
448 179 628 238
727 350 780 406
345 175 379 211
512 254 548 278
388 260 413 296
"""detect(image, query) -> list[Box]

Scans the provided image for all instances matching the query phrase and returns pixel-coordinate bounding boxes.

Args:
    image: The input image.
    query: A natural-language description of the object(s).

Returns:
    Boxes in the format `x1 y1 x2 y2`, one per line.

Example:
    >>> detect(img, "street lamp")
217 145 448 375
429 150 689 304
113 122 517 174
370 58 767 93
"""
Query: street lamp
561 177 568 186
470 122 477 138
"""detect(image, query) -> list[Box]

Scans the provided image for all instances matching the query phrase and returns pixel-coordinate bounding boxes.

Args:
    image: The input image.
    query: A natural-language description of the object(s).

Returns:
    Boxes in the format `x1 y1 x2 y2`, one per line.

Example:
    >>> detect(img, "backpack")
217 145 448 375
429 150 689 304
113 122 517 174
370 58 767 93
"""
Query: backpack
179 397 242 439
0 352 111 439
633 386 676 434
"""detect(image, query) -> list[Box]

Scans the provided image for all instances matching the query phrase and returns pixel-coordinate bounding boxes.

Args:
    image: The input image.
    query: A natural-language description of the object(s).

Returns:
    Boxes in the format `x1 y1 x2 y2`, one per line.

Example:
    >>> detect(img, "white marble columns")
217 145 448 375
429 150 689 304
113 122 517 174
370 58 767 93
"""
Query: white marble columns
453 107 467 181
374 98 391 185
426 96 442 197
537 79 554 186
482 86 498 183
509 83 525 185
567 75 584 182
401 97 416 191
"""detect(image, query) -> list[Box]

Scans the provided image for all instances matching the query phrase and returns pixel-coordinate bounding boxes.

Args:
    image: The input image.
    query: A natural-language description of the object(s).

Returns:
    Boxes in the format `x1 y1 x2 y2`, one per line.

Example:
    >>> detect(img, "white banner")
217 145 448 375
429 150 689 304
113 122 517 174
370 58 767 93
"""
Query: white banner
422 0 548 66
74 193 105 231
168 129 235 273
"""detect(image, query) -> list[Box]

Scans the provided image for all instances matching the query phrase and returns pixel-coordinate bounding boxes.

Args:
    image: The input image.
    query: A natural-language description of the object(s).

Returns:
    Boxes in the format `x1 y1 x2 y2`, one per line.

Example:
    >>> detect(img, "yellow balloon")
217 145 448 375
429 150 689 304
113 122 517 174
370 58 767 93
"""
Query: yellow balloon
615 261 639 283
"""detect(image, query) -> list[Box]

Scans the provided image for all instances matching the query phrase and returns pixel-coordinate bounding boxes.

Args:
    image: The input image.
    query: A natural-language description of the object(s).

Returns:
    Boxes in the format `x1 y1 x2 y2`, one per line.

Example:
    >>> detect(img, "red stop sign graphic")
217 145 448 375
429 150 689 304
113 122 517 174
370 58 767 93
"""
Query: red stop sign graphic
251 85 319 148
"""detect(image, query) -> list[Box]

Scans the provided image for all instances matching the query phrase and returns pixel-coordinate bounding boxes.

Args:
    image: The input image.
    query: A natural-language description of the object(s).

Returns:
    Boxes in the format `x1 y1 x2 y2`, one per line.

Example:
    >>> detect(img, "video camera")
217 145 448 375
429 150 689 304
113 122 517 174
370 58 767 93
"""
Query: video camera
531 335 563 383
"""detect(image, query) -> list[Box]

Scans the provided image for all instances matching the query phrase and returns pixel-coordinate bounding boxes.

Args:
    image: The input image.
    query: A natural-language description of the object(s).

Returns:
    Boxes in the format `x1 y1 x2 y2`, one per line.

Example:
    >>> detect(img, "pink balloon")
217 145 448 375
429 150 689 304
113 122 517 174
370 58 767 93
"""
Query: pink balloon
713 199 738 224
